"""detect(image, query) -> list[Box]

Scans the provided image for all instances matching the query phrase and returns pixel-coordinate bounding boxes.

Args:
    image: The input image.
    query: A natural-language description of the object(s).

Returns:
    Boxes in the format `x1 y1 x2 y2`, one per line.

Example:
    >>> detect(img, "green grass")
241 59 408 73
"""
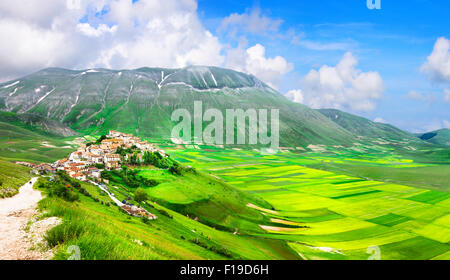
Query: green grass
36 175 298 260
0 158 32 197
0 121 77 163
117 167 275 233
168 147 450 260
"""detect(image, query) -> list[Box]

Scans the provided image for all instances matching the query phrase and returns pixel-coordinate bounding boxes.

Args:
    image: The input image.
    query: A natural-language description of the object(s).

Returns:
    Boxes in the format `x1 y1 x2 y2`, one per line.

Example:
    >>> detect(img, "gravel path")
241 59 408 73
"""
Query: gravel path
0 177 44 260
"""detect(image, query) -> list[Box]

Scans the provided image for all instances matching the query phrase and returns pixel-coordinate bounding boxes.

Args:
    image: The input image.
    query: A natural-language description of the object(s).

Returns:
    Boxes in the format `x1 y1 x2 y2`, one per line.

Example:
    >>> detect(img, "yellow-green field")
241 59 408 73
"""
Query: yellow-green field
168 147 450 260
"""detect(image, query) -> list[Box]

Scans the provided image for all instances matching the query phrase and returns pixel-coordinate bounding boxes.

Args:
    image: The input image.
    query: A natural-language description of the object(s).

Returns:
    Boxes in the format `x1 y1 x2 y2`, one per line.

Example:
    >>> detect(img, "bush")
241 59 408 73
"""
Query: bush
189 238 233 258
169 164 182 176
157 209 173 219
94 163 105 169
78 187 91 197
49 183 79 202
134 188 148 203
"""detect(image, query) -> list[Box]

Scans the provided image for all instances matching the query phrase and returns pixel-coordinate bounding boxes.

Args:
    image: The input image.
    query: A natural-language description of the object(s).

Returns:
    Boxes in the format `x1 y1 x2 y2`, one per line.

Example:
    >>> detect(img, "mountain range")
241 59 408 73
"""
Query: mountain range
0 66 448 148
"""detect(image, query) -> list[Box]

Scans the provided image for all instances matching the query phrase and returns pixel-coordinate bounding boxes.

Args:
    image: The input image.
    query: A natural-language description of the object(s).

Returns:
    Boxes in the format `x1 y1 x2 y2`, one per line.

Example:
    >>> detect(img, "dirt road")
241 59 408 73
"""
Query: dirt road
0 177 44 260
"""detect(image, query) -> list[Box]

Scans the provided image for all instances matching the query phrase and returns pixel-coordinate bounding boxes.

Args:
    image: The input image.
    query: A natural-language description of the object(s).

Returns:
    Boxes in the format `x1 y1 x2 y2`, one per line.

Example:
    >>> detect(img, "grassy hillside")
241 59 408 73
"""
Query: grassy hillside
0 158 31 197
0 112 77 163
0 111 77 137
35 172 298 260
417 129 450 146
133 168 273 233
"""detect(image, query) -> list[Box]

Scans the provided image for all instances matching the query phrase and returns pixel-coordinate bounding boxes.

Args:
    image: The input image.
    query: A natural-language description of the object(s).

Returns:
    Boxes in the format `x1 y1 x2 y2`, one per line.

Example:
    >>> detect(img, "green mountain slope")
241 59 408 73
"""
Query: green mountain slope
317 109 418 141
417 129 450 146
0 111 77 137
0 67 354 147
0 112 77 163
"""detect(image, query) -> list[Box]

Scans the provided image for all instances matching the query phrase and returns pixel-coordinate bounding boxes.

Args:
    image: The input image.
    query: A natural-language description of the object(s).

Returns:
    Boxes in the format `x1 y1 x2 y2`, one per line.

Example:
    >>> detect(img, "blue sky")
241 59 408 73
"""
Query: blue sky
0 0 448 132
195 0 450 132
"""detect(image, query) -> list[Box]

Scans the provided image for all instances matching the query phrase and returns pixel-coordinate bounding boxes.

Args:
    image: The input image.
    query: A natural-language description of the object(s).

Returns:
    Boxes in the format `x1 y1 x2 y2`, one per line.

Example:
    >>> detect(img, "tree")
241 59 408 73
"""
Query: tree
96 135 107 144
134 188 148 203
169 163 182 175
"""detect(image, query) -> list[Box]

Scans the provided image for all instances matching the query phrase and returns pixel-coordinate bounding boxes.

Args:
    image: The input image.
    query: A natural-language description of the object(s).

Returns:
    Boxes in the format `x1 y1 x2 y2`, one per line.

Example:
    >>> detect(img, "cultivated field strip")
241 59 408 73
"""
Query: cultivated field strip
170 148 450 260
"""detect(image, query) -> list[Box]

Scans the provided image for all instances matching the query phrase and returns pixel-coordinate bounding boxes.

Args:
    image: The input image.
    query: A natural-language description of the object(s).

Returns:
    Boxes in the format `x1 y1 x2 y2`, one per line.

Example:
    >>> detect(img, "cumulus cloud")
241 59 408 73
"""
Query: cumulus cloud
76 23 118 37
444 120 450 129
444 89 450 102
0 0 294 88
288 52 384 112
374 117 388 124
219 7 283 35
285 89 304 104
225 44 293 89
0 0 224 81
421 37 450 82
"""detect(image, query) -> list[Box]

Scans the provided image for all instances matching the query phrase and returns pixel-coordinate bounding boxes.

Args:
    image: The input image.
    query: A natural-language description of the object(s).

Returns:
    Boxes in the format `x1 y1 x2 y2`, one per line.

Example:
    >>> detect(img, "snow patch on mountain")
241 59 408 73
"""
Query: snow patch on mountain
3 81 20 89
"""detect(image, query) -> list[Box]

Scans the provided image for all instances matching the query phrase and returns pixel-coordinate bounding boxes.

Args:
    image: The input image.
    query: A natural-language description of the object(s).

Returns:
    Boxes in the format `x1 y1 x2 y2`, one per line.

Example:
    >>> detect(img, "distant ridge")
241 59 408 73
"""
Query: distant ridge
317 108 419 142
416 129 450 147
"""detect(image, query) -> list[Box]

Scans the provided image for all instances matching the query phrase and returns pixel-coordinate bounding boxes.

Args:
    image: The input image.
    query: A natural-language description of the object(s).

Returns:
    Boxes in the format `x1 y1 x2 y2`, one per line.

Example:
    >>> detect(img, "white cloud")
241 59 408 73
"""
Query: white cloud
407 90 425 100
444 120 450 129
289 52 384 112
0 0 293 87
285 89 304 104
292 40 352 51
0 0 225 81
444 89 450 102
406 90 435 102
76 23 117 37
219 7 283 35
225 44 293 89
374 117 388 124
421 37 450 82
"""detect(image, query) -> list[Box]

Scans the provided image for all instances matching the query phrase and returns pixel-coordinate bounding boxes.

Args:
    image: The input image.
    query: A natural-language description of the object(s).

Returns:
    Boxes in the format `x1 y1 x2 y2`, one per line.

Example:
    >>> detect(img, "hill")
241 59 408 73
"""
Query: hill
0 111 76 137
317 109 418 141
417 129 450 146
0 112 77 163
0 67 354 147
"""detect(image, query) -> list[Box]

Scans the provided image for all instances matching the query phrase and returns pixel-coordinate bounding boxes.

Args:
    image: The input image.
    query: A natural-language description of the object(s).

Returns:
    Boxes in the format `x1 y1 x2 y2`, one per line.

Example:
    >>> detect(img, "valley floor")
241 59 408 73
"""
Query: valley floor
168 147 450 260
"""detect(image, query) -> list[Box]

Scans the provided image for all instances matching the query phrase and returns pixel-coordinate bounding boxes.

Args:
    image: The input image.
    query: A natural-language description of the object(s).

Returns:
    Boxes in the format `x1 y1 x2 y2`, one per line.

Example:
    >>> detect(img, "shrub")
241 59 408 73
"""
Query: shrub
49 183 79 202
134 188 148 203
157 209 173 219
168 164 182 175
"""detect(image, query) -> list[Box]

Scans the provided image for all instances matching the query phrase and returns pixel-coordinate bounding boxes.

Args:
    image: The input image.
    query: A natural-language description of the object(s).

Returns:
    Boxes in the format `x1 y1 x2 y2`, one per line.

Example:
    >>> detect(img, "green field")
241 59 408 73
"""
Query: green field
167 146 450 260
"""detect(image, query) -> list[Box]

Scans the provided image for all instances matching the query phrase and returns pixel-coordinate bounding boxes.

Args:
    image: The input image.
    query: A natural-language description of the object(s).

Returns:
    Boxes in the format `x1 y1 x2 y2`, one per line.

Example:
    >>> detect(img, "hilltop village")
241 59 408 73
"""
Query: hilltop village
17 130 167 182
